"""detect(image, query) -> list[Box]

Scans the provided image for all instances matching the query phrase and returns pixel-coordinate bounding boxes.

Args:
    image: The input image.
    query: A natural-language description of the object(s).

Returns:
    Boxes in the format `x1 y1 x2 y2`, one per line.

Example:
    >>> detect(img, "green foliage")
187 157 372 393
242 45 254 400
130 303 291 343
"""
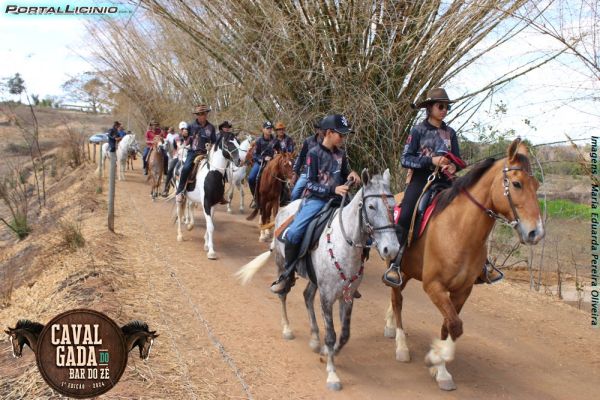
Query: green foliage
7 214 31 240
31 94 40 105
59 219 85 250
542 199 591 219
7 73 25 96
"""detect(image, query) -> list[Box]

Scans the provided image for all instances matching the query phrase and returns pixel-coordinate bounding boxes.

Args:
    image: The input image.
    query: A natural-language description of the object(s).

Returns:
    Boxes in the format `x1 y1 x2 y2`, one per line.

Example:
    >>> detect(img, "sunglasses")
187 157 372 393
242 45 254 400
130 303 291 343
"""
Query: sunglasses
436 103 451 111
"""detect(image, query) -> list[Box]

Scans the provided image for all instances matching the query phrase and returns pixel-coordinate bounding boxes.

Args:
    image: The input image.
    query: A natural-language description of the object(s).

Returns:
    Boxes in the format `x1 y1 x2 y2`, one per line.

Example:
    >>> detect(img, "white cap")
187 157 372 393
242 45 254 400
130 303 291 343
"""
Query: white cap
178 121 188 130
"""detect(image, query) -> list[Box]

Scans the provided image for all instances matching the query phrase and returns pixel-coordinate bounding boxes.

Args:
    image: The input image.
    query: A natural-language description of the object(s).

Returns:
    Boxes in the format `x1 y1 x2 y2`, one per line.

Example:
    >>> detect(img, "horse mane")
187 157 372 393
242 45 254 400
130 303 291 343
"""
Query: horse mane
15 319 44 333
433 158 497 216
121 320 150 334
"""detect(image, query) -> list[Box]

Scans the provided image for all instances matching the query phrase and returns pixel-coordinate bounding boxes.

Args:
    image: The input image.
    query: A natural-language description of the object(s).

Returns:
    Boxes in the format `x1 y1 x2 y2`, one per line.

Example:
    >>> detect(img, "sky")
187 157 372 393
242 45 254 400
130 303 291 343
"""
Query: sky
0 1 597 145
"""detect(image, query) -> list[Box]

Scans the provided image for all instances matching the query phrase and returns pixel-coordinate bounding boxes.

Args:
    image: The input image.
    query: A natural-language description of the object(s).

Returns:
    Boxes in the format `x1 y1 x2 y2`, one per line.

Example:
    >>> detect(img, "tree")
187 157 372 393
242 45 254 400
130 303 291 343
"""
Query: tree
61 72 109 113
7 73 25 102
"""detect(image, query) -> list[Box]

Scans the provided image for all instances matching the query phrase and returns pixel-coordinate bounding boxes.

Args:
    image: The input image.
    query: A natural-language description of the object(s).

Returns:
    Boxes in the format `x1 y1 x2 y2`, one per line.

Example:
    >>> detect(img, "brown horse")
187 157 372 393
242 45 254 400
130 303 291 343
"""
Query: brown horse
147 136 165 200
246 152 294 241
121 321 159 360
5 320 44 358
244 141 256 166
385 138 544 391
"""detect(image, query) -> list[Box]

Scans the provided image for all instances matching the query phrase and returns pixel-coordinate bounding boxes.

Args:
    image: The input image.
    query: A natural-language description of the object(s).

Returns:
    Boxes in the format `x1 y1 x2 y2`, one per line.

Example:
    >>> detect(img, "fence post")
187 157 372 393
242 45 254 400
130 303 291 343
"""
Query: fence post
108 151 116 232
92 143 97 164
98 145 103 178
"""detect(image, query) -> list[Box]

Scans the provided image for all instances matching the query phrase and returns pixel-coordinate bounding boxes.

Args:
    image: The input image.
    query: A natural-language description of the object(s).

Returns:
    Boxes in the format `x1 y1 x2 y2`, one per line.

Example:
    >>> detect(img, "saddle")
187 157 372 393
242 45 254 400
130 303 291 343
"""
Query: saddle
277 199 340 285
393 181 451 244
186 154 207 192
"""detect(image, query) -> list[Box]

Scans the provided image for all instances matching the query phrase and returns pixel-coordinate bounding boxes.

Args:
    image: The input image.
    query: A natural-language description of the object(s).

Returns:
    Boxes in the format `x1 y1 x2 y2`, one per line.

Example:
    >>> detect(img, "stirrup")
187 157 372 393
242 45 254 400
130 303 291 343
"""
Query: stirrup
270 275 296 294
476 261 504 284
382 263 403 288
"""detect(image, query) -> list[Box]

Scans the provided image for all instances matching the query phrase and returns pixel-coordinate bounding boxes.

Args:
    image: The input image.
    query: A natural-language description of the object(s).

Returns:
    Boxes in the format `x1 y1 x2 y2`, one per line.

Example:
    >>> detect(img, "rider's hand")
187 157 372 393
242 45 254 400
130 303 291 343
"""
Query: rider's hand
432 156 449 167
265 156 272 161
347 171 361 185
442 163 457 175
335 185 349 196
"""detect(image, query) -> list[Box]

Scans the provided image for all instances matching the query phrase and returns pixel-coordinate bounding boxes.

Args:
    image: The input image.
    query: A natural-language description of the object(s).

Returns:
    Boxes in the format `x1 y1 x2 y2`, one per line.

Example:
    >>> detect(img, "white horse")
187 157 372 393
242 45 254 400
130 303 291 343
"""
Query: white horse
116 134 139 180
176 133 241 259
226 135 253 213
236 169 400 391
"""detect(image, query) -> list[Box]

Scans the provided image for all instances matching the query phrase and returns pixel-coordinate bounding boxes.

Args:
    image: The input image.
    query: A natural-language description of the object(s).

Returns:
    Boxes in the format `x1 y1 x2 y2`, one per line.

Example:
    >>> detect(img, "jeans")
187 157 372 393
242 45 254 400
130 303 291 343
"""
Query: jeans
248 162 261 194
176 151 200 194
291 173 308 201
142 147 151 169
285 198 327 244
164 157 178 191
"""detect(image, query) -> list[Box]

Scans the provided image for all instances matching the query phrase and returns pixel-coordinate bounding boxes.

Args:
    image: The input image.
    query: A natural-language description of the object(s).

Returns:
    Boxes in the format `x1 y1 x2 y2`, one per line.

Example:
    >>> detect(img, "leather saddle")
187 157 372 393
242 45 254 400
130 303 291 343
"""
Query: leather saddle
277 199 341 285
393 181 451 244
186 154 207 191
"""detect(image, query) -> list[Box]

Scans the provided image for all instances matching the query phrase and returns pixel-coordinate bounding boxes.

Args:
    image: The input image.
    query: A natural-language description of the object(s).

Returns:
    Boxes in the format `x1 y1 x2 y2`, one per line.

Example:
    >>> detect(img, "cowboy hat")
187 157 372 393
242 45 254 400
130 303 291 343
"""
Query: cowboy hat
193 104 211 114
274 121 286 130
414 88 455 109
218 120 233 130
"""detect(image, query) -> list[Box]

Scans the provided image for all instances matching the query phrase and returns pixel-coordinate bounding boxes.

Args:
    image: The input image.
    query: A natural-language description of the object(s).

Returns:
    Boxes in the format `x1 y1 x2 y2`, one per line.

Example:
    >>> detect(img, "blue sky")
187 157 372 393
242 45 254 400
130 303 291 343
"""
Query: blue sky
0 1 596 145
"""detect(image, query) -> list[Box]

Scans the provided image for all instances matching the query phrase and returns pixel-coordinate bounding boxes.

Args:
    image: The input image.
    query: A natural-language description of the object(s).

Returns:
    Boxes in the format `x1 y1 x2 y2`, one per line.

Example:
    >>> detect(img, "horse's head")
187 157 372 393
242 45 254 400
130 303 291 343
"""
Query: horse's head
491 138 544 245
121 321 159 361
153 136 165 149
4 327 24 358
359 169 400 261
244 142 256 166
220 133 241 167
274 153 294 181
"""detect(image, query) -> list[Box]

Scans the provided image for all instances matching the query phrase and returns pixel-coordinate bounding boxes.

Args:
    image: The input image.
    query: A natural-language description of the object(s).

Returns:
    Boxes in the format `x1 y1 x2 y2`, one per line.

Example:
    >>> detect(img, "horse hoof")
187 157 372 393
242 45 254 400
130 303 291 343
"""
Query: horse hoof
396 349 411 362
384 326 396 338
282 330 295 340
239 208 244 213
227 209 232 214
186 224 193 231
207 251 217 260
177 235 183 242
326 382 342 391
309 339 320 353
437 379 457 391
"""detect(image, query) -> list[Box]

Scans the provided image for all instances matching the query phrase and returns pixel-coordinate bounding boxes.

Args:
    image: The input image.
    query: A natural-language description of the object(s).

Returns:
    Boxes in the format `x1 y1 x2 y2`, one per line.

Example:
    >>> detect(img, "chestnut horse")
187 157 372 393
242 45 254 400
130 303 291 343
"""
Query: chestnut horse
246 152 294 241
384 138 545 391
147 136 165 200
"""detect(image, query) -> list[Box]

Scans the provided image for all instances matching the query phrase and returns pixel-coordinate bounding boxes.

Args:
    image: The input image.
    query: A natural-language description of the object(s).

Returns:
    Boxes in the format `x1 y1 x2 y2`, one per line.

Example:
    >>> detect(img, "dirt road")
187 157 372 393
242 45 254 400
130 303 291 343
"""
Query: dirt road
110 169 599 399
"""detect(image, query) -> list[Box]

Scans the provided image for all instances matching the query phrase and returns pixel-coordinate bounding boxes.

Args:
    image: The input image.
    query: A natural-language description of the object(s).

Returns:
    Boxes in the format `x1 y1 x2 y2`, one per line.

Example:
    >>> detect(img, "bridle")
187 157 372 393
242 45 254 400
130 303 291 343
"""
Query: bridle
336 180 396 248
462 160 530 230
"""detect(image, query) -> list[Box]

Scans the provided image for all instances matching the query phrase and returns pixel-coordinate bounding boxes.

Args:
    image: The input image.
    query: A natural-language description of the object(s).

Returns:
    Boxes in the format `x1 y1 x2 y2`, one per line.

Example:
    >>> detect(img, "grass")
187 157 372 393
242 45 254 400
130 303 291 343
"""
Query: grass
59 218 85 250
541 199 591 220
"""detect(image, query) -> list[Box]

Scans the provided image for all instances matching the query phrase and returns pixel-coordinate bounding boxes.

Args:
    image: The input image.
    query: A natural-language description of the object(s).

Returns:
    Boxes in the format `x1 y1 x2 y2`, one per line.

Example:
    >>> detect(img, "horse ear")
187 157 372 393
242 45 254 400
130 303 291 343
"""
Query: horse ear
507 137 522 162
361 168 370 185
152 332 159 338
382 169 391 184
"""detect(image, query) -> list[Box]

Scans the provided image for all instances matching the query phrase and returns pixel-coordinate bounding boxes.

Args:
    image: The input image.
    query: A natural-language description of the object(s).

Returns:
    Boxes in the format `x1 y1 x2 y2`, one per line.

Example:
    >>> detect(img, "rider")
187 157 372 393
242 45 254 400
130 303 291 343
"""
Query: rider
143 122 158 175
291 119 324 201
248 121 275 203
272 121 295 154
381 88 502 287
270 114 361 294
175 104 217 202
162 123 183 197
218 120 234 142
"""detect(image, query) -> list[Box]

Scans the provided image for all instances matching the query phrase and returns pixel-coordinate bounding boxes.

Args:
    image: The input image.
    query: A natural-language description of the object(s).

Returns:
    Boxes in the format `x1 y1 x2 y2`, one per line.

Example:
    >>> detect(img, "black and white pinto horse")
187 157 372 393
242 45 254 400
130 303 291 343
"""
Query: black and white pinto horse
176 132 241 259
225 135 253 214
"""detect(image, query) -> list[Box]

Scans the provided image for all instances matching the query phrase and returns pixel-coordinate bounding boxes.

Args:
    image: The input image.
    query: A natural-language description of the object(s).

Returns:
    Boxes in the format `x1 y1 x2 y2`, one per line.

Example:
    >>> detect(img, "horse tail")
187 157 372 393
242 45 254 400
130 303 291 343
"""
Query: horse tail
246 208 259 221
235 247 273 285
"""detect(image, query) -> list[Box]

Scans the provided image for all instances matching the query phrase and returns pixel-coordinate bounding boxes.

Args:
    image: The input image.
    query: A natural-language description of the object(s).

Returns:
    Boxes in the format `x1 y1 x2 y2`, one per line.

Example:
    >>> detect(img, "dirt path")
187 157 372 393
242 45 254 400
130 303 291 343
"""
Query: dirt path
110 169 599 399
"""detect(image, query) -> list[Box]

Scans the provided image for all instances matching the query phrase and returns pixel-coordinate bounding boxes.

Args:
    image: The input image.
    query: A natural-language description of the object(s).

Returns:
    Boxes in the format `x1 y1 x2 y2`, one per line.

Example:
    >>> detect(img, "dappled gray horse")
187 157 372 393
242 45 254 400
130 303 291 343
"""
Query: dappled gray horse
237 169 399 391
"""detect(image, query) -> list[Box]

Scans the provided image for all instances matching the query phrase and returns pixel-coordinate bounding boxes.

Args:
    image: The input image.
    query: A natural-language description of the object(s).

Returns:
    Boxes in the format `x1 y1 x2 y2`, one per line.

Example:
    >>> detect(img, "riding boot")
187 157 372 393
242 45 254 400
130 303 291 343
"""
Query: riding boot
382 225 407 288
475 258 504 284
270 240 301 294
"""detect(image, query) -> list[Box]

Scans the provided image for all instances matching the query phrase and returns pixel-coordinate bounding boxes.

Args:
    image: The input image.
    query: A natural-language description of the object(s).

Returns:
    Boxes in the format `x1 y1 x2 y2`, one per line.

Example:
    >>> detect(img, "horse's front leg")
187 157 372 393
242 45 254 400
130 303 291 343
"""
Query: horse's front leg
186 201 194 231
334 296 354 355
204 207 217 259
320 295 341 391
303 282 319 352
390 276 411 362
424 281 471 391
226 185 234 213
238 182 245 212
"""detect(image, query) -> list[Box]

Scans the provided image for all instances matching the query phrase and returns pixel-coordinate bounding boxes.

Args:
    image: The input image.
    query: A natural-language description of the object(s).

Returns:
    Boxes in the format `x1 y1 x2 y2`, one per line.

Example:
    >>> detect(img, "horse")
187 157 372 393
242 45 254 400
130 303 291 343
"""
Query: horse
126 142 141 171
5 320 44 358
225 135 253 214
236 169 400 391
175 132 241 259
382 138 545 391
116 134 139 180
147 136 165 200
121 321 159 360
246 152 295 242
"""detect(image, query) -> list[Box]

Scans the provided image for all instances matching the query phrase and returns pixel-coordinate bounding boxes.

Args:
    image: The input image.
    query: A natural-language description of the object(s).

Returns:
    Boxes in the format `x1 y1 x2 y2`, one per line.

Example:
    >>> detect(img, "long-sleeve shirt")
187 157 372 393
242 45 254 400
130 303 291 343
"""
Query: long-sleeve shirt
272 135 295 154
401 119 460 171
145 130 155 146
305 143 350 200
293 134 321 175
187 120 216 153
253 134 274 163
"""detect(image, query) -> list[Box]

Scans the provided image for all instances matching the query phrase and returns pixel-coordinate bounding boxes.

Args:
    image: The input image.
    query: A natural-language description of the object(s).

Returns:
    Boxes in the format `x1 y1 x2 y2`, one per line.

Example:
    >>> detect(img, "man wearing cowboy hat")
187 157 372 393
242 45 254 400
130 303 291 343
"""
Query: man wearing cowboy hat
175 104 217 201
382 87 502 287
217 120 233 143
272 121 295 154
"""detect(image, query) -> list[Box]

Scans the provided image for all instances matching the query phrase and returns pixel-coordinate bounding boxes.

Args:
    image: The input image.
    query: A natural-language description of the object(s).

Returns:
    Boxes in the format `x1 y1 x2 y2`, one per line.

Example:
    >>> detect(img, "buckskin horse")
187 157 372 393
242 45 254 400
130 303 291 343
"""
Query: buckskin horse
147 136 165 200
383 138 545 391
5 320 44 357
246 152 295 242
237 169 400 391
175 132 240 259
